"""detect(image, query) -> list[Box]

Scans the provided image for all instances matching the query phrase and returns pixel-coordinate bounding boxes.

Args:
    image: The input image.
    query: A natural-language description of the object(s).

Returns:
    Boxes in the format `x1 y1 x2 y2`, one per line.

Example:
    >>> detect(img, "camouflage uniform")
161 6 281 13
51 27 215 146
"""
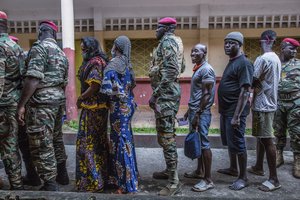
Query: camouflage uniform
149 33 185 184
273 58 300 153
25 38 69 182
0 33 24 189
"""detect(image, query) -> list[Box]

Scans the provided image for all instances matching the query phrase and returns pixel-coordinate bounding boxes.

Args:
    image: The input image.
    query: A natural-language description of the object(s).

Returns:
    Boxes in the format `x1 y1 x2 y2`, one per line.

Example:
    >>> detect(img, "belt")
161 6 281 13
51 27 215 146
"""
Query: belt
279 91 300 100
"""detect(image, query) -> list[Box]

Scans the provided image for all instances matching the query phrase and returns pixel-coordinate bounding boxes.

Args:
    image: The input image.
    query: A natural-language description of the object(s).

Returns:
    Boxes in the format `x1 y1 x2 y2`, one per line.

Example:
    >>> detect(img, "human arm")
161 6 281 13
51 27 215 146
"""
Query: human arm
77 82 100 109
191 81 214 129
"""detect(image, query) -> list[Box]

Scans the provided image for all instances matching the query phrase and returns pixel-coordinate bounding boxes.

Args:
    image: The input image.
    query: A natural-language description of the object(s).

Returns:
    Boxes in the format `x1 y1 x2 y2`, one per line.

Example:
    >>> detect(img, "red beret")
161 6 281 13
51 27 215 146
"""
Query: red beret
158 17 177 25
0 11 8 20
39 20 58 32
282 38 300 47
9 35 19 43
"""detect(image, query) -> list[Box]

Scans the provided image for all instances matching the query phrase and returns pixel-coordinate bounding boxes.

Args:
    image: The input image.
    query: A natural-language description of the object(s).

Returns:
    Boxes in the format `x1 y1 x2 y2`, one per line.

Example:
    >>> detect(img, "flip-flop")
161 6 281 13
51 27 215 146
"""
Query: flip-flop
217 168 238 177
192 180 215 192
247 166 265 176
229 179 248 190
184 171 204 179
258 180 281 192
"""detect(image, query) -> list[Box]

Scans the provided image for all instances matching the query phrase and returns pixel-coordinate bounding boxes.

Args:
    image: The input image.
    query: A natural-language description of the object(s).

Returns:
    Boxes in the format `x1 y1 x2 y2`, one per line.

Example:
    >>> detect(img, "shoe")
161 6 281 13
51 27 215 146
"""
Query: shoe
192 180 214 192
184 170 204 179
56 161 69 185
276 149 284 168
293 153 300 179
153 169 168 180
23 161 42 186
39 180 59 191
158 182 182 196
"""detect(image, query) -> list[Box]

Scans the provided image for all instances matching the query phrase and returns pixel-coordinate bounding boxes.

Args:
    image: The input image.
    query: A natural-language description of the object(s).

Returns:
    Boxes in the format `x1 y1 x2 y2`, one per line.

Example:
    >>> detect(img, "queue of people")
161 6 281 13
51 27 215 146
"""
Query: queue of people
0 10 300 196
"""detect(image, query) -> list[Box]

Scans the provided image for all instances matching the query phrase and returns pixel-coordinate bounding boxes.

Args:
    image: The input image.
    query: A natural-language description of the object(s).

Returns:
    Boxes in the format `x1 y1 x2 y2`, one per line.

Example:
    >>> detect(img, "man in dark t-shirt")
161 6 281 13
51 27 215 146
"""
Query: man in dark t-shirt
218 32 253 190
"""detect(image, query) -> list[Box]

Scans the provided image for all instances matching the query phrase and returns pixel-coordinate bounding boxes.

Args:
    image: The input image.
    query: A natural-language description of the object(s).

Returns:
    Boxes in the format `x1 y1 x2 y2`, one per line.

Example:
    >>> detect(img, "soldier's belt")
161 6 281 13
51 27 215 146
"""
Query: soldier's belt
279 91 300 100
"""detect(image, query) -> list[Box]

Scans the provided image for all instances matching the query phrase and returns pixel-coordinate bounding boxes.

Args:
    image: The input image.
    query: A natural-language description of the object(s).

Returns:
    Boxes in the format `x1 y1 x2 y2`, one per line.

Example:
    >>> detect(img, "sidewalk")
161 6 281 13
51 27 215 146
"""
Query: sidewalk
0 146 299 199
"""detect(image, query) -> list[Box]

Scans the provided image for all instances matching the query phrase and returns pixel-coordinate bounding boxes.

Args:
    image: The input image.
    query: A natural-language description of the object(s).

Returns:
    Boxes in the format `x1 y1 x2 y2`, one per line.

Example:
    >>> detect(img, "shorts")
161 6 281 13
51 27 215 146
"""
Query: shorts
220 114 247 154
252 111 275 138
188 110 211 149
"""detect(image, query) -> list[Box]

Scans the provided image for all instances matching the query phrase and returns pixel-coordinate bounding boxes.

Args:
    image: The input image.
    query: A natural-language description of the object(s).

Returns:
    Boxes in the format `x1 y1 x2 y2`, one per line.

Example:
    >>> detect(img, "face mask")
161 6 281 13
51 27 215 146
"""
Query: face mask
111 49 116 58
82 52 90 60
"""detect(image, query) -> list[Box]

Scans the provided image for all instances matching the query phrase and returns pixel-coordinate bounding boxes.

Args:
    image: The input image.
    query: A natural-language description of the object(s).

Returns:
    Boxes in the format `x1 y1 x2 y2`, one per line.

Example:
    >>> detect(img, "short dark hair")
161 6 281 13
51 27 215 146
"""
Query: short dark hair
261 30 277 41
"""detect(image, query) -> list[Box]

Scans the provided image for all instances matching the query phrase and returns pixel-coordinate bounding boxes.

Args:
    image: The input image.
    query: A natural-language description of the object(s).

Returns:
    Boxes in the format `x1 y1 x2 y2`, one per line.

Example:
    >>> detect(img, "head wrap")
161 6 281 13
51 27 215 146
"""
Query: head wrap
39 20 58 32
158 17 177 25
225 32 244 45
114 35 132 67
0 11 7 20
81 37 108 62
9 35 19 43
282 38 300 47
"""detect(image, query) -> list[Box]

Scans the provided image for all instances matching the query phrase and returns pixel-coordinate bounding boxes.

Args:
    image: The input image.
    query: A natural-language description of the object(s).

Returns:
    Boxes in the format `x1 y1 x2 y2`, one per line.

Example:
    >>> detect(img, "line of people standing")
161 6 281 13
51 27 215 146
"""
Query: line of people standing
1 10 299 196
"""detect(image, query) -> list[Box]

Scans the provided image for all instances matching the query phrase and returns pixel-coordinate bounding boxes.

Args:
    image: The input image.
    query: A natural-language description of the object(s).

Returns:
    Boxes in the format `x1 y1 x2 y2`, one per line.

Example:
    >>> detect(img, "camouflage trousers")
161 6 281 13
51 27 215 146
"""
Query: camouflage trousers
273 100 300 153
156 115 179 185
0 107 22 189
26 105 67 182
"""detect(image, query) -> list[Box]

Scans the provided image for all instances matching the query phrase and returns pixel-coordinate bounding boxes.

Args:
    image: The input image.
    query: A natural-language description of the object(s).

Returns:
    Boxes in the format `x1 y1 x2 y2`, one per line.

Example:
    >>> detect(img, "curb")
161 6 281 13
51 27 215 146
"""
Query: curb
63 133 291 150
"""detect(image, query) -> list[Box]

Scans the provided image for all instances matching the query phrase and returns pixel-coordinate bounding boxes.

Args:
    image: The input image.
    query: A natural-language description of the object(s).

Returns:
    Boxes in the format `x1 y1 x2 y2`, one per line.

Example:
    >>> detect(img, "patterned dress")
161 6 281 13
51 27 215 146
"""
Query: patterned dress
76 56 109 192
101 55 138 193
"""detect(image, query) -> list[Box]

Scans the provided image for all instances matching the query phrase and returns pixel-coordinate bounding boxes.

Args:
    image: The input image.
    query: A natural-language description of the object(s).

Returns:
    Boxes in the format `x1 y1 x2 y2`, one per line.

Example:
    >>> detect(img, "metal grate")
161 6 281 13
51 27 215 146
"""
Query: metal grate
8 19 94 33
105 39 158 78
104 16 198 31
209 14 300 29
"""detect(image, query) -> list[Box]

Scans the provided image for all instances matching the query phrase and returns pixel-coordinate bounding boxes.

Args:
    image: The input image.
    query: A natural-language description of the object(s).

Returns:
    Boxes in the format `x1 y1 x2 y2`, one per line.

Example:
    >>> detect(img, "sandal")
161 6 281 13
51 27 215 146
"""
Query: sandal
192 180 214 192
258 180 281 192
247 166 265 176
184 171 204 179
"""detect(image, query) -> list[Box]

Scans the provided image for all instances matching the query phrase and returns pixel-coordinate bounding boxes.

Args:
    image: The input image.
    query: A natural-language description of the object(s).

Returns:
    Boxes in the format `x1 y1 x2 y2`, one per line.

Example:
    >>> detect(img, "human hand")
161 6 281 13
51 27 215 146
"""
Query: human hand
191 115 199 130
76 97 82 109
16 106 26 126
184 110 189 121
231 116 240 129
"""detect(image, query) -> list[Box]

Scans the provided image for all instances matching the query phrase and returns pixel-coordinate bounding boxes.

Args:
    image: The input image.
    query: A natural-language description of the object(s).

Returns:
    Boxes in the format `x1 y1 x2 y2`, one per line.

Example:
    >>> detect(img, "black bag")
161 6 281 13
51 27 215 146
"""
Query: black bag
184 130 201 160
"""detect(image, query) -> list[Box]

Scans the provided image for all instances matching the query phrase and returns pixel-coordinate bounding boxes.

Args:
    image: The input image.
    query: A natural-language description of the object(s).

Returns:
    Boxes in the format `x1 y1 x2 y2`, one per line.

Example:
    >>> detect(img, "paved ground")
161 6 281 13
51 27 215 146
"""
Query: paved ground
0 146 299 199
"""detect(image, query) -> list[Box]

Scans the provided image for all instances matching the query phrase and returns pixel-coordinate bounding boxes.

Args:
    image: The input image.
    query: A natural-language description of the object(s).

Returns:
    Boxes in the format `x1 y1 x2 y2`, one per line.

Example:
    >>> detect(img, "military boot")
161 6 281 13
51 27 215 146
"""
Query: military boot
293 153 300 179
158 182 183 196
56 161 69 185
152 169 169 180
39 180 59 191
276 149 284 168
23 161 41 186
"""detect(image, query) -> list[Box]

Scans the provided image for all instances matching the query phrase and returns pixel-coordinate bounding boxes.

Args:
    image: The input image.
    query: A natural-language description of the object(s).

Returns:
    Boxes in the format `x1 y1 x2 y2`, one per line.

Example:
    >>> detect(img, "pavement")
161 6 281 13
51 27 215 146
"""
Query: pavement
0 146 299 200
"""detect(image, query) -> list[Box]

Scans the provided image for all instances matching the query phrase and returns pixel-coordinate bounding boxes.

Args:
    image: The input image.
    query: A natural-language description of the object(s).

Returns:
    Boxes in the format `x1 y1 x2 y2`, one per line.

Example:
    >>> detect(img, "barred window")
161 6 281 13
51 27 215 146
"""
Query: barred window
244 37 300 63
105 39 158 78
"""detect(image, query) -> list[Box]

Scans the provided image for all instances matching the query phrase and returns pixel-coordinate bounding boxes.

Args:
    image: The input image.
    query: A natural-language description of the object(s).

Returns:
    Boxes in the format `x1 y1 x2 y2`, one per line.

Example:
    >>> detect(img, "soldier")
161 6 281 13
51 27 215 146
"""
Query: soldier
8 35 41 186
16 20 69 191
0 11 24 190
273 38 300 179
149 17 185 196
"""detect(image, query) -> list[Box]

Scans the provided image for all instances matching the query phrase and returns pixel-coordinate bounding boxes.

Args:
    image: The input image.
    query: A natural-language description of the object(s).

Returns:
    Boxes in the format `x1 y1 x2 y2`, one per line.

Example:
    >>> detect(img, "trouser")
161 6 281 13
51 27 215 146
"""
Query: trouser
156 115 179 185
26 105 67 182
273 100 300 153
0 106 22 188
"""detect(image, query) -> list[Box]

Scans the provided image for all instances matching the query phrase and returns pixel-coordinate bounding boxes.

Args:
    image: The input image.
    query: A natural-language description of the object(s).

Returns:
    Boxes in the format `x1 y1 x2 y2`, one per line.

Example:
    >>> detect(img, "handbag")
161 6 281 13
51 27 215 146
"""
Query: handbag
184 130 201 160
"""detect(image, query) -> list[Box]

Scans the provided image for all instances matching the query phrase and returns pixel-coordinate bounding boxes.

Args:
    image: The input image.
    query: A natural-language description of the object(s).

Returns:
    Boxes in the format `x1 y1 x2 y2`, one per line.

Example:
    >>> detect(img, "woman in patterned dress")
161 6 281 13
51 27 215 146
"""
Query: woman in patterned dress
101 35 138 194
76 37 109 192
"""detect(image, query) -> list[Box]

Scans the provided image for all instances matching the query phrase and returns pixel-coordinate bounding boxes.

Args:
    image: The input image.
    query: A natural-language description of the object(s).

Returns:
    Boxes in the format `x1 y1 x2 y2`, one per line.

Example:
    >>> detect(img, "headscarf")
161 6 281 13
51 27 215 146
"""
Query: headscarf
114 35 132 68
81 36 109 62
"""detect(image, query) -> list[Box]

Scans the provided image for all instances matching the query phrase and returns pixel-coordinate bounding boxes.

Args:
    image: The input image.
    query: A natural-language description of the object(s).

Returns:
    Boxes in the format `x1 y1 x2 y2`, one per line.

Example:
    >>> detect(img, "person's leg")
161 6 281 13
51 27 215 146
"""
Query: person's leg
0 107 23 190
53 105 69 185
229 116 248 190
288 105 300 178
156 116 181 196
273 103 287 167
249 111 265 175
26 106 58 191
218 115 238 177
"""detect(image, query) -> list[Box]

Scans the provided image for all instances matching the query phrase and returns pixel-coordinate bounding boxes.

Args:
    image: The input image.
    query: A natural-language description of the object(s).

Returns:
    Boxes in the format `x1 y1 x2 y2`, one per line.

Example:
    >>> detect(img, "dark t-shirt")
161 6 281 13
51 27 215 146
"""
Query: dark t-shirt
218 54 253 116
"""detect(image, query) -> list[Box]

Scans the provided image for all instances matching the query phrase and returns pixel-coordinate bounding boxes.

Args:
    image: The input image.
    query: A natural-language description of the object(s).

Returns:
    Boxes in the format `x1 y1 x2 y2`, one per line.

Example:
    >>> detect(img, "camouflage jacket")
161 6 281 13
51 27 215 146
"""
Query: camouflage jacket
0 33 25 107
149 33 185 117
278 58 300 102
25 38 69 105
